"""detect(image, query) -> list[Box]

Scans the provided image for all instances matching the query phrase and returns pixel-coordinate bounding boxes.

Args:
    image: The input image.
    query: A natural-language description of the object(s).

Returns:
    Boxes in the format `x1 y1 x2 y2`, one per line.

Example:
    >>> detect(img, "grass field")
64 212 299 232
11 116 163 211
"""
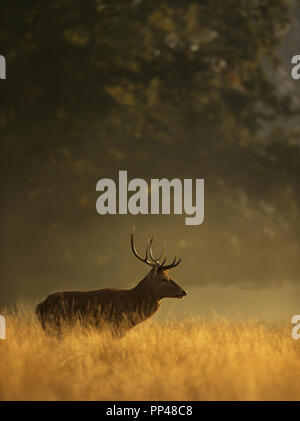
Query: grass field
0 305 299 401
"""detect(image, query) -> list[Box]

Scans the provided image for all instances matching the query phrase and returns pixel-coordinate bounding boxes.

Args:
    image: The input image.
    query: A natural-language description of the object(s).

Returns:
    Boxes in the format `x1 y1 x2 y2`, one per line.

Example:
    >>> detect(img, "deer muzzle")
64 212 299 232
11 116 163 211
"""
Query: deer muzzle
176 290 187 298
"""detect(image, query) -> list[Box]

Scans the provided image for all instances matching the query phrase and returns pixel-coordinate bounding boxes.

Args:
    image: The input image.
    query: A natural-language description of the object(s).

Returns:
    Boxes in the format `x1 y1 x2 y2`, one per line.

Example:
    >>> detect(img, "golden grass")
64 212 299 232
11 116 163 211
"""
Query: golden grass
0 305 299 401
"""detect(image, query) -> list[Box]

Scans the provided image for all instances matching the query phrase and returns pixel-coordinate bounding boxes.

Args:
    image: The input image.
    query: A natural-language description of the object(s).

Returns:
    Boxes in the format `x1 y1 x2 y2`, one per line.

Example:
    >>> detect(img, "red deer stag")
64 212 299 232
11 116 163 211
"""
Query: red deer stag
36 228 186 335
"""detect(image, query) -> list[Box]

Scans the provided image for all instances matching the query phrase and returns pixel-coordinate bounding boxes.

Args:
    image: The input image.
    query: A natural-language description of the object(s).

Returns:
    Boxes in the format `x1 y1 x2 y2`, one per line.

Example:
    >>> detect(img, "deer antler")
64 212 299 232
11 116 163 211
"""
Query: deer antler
130 226 156 267
148 233 166 265
161 255 181 271
130 227 181 270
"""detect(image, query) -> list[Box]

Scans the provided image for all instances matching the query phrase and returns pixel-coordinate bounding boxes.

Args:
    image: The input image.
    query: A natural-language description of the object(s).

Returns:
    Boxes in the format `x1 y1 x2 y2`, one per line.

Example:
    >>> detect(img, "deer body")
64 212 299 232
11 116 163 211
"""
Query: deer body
37 283 160 332
36 229 186 334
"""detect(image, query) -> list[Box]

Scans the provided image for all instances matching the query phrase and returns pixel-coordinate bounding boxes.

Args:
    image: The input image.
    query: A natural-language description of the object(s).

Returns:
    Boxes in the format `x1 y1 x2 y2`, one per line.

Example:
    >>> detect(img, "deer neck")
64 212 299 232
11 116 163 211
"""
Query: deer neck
132 278 159 301
130 279 160 318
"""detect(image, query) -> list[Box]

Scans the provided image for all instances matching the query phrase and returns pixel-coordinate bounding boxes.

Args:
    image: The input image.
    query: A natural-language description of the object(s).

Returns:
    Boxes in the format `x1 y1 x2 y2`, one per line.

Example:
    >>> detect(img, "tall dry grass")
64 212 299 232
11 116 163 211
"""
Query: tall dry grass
0 305 299 401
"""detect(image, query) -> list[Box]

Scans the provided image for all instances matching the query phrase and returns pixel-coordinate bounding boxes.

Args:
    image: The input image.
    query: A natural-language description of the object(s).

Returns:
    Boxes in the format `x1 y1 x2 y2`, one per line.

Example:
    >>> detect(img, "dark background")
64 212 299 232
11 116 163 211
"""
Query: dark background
1 0 300 317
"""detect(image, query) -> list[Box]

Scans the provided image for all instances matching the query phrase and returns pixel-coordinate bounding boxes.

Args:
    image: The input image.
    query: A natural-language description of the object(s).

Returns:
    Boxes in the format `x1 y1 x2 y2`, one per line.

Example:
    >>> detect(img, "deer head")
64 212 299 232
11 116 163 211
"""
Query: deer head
131 227 187 300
